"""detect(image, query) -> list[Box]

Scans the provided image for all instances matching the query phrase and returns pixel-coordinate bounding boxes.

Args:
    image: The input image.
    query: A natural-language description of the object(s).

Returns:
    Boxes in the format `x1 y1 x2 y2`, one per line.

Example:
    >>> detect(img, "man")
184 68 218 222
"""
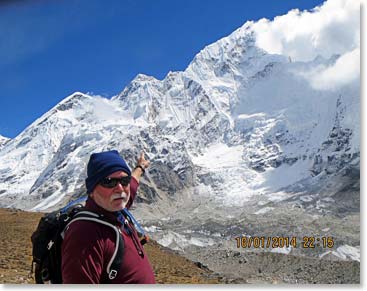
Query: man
61 150 156 284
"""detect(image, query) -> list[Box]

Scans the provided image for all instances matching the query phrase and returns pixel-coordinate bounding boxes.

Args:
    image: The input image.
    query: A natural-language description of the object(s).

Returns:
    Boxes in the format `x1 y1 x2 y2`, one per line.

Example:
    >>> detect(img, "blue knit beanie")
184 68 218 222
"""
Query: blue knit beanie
85 150 131 194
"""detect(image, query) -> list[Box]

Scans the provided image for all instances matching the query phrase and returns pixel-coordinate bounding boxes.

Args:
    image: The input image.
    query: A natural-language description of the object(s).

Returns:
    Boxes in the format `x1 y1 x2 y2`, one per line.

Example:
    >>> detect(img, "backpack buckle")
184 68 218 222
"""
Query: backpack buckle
47 240 54 250
109 269 117 280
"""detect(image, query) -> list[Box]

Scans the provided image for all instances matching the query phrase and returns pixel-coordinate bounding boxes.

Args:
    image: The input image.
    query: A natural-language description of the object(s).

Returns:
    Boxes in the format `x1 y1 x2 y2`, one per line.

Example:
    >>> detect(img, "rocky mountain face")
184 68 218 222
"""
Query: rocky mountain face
0 15 359 262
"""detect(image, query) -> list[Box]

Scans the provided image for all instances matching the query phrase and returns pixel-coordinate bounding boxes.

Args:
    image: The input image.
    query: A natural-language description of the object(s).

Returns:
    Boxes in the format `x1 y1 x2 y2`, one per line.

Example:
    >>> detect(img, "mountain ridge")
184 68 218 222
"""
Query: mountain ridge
0 14 359 214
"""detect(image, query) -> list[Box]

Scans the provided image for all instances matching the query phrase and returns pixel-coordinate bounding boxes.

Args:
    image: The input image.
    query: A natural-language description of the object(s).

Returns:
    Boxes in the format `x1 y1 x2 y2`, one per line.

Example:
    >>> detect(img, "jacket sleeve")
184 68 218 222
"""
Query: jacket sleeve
126 176 139 209
61 221 109 284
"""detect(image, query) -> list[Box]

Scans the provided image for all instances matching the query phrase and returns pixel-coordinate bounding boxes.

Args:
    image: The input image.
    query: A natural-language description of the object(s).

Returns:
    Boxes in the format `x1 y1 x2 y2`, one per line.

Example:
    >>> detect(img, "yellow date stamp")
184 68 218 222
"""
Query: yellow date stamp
235 236 334 249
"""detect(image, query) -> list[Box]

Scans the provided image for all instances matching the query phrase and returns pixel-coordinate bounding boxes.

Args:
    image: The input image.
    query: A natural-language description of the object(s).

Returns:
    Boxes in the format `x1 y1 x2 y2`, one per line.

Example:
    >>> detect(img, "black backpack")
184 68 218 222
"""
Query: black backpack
30 203 124 284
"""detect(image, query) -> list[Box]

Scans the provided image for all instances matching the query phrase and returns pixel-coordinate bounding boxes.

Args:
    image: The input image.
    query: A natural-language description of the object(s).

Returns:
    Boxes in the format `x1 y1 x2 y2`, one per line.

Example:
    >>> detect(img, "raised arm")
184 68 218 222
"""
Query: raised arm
131 152 150 183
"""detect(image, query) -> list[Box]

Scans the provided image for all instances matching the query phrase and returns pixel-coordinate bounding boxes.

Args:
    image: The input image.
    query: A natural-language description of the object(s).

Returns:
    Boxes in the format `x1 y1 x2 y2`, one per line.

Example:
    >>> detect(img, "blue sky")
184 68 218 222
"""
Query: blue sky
0 0 326 138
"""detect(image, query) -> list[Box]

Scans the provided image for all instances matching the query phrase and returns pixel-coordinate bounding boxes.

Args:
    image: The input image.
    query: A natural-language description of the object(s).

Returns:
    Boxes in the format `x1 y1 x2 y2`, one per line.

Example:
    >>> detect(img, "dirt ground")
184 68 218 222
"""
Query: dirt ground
0 208 222 284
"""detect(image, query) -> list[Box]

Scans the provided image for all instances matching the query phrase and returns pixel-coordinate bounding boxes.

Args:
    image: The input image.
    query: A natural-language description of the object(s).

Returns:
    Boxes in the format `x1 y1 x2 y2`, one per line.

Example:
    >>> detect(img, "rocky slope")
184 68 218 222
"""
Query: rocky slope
0 208 359 284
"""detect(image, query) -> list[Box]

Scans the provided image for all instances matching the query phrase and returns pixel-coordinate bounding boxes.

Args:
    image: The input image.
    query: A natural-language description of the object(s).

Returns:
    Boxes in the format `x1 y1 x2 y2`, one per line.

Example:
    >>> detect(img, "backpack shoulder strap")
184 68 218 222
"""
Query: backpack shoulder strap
61 211 124 280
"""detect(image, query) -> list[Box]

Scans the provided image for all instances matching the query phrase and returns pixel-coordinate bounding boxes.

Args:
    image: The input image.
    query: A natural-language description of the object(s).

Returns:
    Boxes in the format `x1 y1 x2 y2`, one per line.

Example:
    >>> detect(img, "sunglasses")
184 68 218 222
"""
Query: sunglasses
99 176 131 188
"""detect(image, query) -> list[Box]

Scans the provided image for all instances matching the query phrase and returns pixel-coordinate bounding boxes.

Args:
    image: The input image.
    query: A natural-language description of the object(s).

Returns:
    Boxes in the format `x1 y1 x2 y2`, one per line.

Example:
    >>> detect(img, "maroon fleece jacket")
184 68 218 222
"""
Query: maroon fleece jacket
61 177 156 284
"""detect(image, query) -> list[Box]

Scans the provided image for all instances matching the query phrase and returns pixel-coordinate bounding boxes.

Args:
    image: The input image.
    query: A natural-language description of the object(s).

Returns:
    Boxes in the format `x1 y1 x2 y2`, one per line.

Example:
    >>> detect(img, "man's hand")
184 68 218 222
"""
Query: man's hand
137 152 150 170
132 152 150 182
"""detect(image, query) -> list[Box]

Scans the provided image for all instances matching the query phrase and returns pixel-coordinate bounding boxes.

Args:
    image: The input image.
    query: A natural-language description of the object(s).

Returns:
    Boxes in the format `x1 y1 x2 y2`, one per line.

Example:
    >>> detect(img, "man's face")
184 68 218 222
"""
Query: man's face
90 171 131 212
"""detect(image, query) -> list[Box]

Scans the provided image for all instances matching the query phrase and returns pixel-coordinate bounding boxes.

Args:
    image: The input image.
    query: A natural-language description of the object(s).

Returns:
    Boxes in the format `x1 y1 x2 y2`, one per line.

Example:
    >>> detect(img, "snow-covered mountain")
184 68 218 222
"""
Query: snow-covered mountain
0 0 360 261
0 135 10 149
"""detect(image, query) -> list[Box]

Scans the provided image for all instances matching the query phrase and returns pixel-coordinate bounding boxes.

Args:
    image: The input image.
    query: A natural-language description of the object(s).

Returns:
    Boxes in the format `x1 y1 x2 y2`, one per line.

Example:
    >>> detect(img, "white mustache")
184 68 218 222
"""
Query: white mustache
111 193 127 200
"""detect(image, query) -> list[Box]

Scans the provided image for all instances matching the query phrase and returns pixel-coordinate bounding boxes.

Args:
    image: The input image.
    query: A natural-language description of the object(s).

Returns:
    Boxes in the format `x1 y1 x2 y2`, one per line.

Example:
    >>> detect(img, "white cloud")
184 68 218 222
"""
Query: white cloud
252 0 360 62
250 0 360 90
309 47 360 90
